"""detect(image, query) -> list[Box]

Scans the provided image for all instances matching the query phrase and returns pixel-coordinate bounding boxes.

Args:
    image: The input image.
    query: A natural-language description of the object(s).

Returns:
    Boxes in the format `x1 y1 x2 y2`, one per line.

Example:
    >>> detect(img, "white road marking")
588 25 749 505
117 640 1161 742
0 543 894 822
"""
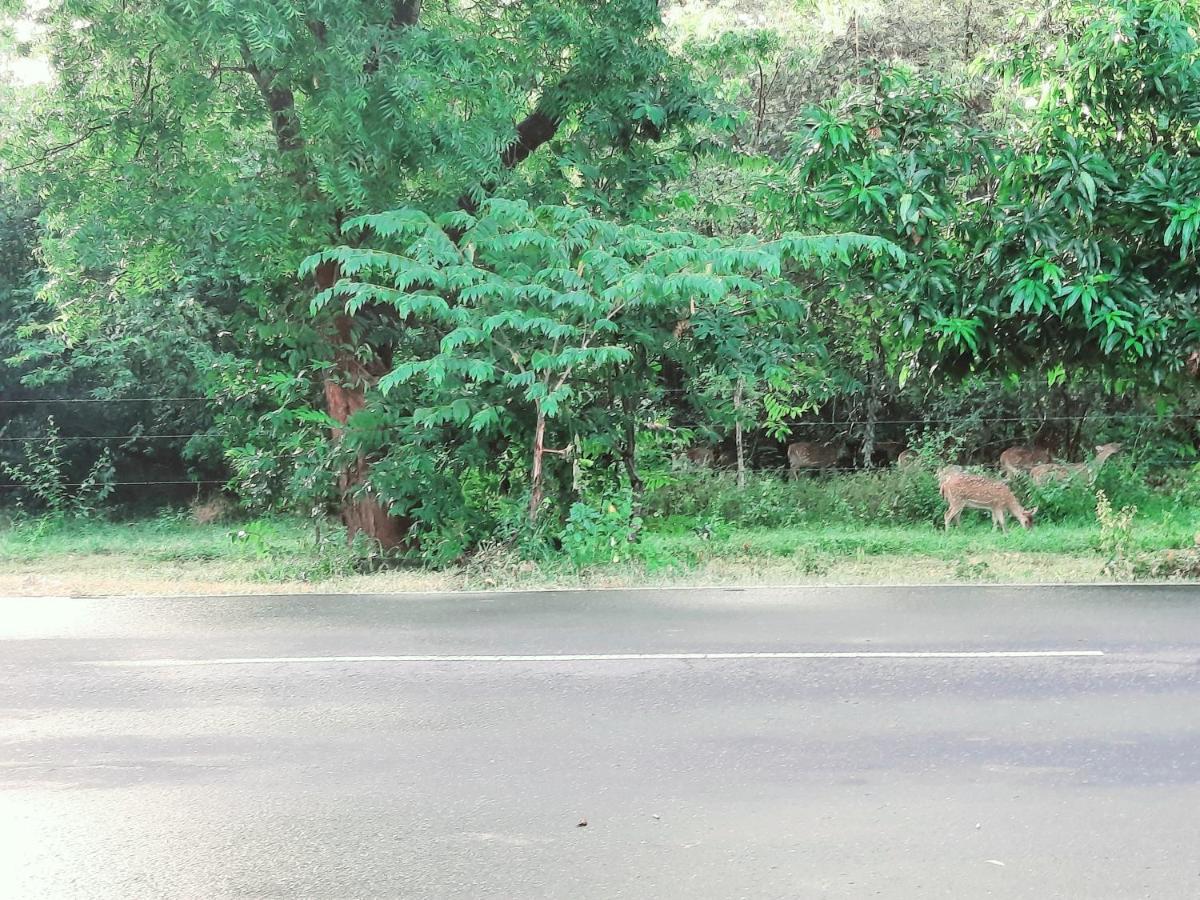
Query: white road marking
88 650 1105 667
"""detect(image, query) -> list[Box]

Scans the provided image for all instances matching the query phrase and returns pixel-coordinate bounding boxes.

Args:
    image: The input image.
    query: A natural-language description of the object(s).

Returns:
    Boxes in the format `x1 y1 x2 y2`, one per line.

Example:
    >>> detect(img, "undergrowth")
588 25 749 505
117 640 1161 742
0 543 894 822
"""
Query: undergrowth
4 463 1200 587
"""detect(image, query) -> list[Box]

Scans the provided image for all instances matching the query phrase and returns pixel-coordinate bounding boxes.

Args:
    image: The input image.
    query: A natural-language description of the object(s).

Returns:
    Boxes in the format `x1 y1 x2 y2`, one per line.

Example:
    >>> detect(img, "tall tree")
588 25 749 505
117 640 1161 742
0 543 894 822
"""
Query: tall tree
4 0 710 544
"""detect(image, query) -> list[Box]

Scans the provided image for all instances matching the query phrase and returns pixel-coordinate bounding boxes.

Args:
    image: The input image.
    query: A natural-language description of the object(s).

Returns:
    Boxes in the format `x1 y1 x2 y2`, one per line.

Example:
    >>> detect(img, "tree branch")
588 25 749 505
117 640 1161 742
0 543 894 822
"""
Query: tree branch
391 0 422 27
500 108 560 170
241 54 305 158
457 93 566 214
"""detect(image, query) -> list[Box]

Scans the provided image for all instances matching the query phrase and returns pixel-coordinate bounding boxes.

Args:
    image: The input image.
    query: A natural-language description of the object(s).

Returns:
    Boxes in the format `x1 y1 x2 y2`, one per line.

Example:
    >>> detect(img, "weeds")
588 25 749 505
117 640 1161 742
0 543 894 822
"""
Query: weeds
953 558 995 582
0 417 115 521
1095 490 1137 577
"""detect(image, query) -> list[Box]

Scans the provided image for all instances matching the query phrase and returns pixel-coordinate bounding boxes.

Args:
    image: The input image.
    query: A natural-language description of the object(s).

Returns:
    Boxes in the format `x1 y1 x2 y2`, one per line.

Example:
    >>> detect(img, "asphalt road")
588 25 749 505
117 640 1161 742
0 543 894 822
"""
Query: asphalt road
2 585 1199 899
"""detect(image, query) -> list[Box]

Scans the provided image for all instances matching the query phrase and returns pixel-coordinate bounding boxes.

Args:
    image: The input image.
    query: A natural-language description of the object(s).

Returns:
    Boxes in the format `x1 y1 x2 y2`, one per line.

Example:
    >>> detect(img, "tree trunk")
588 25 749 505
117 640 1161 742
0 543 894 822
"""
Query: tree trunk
621 395 643 494
317 261 412 549
529 405 548 520
734 379 746 490
862 376 879 468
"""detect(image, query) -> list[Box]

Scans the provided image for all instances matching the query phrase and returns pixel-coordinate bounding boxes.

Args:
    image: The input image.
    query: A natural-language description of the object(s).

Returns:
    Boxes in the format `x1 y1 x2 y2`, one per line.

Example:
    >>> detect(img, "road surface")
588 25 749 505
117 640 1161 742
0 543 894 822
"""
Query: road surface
1 585 1198 898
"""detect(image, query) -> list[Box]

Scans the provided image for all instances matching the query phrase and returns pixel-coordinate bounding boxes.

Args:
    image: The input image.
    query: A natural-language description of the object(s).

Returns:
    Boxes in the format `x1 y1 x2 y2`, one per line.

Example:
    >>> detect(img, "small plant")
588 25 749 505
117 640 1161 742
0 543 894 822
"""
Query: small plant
1096 490 1137 577
0 417 115 520
793 545 831 576
239 518 390 582
952 558 995 582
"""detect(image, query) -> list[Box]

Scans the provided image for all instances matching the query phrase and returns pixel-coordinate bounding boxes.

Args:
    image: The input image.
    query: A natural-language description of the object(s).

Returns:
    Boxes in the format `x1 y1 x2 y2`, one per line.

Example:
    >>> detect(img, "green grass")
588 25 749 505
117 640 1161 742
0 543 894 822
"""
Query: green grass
3 501 1199 596
0 513 313 563
645 517 1200 562
3 464 1198 594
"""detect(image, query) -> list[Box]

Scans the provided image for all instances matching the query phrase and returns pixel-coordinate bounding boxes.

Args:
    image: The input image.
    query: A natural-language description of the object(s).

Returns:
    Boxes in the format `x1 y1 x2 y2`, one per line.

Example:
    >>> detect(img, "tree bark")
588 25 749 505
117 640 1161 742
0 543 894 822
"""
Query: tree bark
242 37 424 549
621 394 643 494
734 379 746 489
391 0 422 27
315 261 413 549
863 379 879 468
529 405 548 520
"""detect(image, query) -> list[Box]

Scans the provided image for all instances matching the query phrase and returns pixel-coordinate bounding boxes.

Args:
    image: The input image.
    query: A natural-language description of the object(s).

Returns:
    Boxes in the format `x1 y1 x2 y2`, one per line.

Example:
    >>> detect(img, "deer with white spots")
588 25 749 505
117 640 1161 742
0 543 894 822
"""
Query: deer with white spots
941 472 1038 532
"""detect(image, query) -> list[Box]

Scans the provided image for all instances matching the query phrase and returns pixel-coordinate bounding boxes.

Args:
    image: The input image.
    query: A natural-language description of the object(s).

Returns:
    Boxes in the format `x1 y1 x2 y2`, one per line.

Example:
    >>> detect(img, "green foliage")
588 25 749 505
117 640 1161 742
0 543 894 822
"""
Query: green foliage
0 417 115 519
643 469 945 528
1095 489 1137 577
5 0 1200 562
302 197 896 549
560 495 643 568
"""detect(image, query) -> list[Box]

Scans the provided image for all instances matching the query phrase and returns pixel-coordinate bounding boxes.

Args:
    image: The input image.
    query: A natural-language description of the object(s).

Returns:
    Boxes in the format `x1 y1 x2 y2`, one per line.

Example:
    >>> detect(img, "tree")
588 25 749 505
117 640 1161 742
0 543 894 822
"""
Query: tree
4 0 714 544
300 199 899 551
966 0 1200 378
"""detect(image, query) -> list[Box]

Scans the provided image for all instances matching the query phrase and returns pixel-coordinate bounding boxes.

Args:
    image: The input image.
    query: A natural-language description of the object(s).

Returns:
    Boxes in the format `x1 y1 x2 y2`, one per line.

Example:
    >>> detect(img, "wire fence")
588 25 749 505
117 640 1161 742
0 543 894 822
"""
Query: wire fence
2 397 1199 491
0 396 208 404
0 480 227 490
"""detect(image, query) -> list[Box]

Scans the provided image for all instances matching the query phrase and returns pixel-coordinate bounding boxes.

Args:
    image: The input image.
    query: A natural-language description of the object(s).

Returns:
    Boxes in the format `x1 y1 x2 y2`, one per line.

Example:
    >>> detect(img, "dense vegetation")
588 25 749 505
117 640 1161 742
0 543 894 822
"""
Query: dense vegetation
2 0 1200 574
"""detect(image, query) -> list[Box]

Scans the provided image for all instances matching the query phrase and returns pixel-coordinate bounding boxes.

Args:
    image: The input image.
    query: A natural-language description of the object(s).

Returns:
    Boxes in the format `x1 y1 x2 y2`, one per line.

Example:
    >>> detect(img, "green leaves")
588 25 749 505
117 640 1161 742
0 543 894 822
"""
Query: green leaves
314 197 895 455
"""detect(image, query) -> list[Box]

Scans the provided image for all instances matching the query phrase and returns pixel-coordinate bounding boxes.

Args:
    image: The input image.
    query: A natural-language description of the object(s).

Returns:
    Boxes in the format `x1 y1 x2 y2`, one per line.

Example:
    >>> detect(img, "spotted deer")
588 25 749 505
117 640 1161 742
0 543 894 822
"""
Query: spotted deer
896 449 920 470
787 441 843 477
684 447 715 468
1029 442 1122 485
941 472 1038 532
936 464 966 482
998 445 1052 477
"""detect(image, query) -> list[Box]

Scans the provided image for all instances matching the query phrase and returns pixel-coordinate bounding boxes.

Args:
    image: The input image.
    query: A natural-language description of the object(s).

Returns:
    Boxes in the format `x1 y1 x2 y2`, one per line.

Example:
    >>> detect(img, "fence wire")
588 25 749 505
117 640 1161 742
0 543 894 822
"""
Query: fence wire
3 397 1199 490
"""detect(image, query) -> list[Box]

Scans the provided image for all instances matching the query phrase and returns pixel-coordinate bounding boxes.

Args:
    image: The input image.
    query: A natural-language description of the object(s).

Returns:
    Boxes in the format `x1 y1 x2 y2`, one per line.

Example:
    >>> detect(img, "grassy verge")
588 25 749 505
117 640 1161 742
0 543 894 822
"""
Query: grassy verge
2 508 1198 596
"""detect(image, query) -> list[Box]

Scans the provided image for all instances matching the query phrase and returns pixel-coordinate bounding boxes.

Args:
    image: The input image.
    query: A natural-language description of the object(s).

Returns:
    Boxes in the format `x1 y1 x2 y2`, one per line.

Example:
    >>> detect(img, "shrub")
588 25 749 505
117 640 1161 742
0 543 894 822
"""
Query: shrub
0 417 115 520
560 495 643 568
1095 490 1137 577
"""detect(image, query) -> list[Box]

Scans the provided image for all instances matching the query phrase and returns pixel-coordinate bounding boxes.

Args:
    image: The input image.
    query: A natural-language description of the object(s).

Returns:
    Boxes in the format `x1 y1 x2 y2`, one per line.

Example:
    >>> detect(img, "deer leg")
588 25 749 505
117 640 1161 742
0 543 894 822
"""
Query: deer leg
993 509 1007 532
944 503 961 531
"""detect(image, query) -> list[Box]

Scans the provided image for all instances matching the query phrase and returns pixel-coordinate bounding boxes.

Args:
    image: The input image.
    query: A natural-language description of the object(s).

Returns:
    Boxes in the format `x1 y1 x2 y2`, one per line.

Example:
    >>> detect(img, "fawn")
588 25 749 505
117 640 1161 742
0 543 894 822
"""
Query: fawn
998 445 1052 477
941 472 1038 532
787 441 842 477
1029 442 1122 485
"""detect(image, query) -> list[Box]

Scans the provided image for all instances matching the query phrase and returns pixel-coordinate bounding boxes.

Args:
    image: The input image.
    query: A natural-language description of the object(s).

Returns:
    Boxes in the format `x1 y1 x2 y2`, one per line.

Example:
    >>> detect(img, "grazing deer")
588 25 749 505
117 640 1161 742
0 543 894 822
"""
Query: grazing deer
1030 442 1122 485
941 472 1038 532
998 445 1052 477
684 447 715 468
787 441 843 477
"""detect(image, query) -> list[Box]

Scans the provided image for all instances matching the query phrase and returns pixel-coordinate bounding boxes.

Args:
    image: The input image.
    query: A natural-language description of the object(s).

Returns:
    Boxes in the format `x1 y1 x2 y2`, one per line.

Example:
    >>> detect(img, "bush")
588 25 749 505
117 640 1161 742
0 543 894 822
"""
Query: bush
0 417 115 520
1095 490 1137 577
560 495 643 568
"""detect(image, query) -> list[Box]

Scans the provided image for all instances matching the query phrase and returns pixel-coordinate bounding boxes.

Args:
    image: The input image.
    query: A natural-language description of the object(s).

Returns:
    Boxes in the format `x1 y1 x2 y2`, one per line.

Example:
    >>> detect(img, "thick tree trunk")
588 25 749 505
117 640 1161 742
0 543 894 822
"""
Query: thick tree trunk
316 261 412 549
